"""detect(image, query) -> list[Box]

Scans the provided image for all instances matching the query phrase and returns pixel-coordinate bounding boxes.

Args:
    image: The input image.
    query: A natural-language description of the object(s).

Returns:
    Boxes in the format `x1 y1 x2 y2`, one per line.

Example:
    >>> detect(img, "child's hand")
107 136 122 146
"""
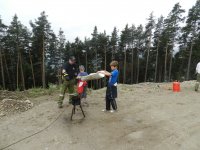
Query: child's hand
76 76 81 79
98 70 105 74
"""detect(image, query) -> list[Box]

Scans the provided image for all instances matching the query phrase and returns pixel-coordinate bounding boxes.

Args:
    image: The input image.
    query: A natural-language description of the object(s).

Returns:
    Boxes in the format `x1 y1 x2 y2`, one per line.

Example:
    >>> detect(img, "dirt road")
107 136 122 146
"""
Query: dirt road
1 82 200 150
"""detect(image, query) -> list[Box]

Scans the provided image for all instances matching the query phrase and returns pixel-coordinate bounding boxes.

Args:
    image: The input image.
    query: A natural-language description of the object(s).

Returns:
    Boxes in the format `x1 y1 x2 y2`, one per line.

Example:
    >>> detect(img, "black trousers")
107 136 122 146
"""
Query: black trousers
106 86 117 110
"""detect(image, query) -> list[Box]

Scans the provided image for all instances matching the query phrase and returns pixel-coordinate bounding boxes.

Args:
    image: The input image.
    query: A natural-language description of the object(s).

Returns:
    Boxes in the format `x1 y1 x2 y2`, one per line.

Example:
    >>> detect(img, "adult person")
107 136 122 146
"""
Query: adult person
58 56 78 108
195 62 200 91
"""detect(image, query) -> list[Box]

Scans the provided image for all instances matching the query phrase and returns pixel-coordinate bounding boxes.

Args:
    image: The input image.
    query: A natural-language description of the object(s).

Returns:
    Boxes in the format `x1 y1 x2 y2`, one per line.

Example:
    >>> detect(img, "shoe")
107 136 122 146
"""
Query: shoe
58 105 63 108
110 110 116 113
83 102 89 107
102 109 109 112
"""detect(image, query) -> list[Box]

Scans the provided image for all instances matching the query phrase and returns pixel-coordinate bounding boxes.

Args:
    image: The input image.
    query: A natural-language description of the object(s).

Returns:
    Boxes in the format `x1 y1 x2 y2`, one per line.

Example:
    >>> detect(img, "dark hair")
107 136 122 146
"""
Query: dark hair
69 56 76 61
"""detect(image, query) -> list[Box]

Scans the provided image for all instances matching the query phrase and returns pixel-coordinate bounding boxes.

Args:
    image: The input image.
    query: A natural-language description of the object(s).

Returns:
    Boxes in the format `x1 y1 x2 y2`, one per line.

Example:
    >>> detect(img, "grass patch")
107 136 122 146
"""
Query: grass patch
26 84 60 98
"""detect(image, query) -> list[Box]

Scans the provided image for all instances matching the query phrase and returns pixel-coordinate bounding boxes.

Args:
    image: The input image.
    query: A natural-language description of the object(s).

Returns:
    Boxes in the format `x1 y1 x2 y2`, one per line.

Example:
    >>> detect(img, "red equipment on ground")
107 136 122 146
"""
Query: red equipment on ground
173 81 180 92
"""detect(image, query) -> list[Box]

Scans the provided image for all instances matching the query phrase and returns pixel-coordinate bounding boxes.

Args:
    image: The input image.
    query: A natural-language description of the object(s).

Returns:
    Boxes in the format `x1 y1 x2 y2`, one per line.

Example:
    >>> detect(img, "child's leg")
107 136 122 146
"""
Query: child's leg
106 95 111 110
110 86 117 110
105 87 111 110
110 98 117 110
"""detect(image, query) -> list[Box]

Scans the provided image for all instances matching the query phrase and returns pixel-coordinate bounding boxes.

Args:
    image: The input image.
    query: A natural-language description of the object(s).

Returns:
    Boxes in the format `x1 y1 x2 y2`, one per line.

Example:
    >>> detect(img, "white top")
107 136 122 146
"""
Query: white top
80 72 105 81
196 62 200 74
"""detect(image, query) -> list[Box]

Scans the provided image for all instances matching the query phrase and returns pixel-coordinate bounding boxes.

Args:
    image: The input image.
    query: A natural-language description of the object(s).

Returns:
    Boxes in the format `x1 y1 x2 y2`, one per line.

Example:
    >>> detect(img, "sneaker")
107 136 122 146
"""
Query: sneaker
110 110 116 113
58 104 63 108
102 109 109 112
83 102 89 107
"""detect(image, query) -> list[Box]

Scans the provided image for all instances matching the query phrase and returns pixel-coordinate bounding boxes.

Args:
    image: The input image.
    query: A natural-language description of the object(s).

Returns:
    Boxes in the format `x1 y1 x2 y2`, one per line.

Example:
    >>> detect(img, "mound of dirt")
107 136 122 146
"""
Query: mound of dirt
0 90 28 101
0 99 33 118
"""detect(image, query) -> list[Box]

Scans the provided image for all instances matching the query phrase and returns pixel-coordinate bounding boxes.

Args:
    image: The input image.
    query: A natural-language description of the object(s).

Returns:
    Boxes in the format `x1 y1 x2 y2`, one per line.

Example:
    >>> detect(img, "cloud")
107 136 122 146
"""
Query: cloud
0 0 197 42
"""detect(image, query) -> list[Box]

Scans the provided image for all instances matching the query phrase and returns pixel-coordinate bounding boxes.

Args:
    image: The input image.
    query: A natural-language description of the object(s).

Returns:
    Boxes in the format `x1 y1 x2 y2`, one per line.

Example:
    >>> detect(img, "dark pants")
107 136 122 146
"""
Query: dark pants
105 86 117 110
195 73 200 91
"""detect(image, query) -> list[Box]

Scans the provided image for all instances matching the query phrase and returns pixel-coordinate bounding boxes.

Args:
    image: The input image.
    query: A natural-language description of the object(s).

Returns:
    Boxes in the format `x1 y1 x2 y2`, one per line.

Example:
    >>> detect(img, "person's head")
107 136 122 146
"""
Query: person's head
79 65 85 72
110 61 118 70
69 56 76 64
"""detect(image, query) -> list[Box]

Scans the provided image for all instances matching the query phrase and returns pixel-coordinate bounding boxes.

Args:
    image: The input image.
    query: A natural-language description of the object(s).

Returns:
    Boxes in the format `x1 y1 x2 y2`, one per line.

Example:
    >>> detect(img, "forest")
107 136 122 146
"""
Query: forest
0 0 200 90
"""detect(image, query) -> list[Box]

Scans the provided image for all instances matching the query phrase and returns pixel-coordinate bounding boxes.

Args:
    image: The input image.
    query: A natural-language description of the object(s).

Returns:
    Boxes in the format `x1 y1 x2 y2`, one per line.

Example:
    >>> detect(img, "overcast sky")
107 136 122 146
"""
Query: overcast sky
0 0 197 42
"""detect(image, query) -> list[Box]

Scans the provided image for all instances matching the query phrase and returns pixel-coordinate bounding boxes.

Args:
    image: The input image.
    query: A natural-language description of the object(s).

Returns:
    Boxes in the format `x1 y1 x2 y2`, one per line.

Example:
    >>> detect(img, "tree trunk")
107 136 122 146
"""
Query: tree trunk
131 48 134 84
104 46 107 87
86 51 88 73
144 37 151 82
10 54 15 89
168 47 173 82
111 46 114 60
144 47 150 82
95 47 98 89
17 52 19 90
19 51 25 90
3 52 11 86
154 42 160 82
123 48 127 84
136 50 140 84
159 66 162 82
0 47 5 89
29 49 36 87
164 44 168 82
42 34 46 88
186 41 194 80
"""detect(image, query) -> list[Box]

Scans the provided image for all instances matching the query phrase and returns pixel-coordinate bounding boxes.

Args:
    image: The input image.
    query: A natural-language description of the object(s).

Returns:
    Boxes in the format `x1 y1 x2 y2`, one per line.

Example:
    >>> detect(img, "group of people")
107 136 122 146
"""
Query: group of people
58 56 119 113
58 58 200 114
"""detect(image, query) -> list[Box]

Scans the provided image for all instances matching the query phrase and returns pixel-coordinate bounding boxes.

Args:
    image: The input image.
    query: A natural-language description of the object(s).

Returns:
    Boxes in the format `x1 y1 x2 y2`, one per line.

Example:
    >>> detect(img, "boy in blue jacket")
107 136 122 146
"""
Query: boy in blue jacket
98 61 119 113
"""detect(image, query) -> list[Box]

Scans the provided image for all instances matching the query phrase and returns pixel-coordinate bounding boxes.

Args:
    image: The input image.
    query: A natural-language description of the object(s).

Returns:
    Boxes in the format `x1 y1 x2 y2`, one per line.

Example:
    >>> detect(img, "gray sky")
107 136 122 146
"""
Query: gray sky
0 0 197 42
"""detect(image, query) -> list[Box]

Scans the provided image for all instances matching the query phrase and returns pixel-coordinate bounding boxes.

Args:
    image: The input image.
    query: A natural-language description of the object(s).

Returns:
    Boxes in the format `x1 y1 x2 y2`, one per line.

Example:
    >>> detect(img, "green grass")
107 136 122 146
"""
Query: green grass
26 84 60 98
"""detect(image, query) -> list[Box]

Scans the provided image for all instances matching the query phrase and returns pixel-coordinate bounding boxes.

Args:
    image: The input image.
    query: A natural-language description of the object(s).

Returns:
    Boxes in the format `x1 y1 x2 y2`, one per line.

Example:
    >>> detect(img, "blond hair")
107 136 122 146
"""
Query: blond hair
110 61 118 67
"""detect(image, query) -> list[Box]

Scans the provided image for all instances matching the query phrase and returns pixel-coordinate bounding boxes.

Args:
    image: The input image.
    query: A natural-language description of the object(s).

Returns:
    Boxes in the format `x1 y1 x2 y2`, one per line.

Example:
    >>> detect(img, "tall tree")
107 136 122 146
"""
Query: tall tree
91 26 98 72
135 24 144 83
7 15 29 90
165 3 185 81
120 24 131 84
110 27 118 60
57 28 65 84
153 16 164 82
0 16 7 89
30 11 53 88
182 0 200 80
144 12 155 82
130 24 136 84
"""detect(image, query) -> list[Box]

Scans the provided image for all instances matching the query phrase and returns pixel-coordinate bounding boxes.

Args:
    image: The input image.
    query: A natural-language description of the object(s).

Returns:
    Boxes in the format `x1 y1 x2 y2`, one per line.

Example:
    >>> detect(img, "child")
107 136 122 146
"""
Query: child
77 65 88 106
98 61 119 113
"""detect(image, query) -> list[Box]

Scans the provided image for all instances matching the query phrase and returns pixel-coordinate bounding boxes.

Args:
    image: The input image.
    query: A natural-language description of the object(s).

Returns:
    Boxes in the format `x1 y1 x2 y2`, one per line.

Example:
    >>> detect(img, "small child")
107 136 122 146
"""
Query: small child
98 61 119 113
77 65 88 106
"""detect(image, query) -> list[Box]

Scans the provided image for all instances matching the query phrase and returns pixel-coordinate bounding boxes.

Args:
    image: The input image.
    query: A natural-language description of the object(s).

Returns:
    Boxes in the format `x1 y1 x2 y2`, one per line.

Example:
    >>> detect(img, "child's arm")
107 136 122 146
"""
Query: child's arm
98 70 111 76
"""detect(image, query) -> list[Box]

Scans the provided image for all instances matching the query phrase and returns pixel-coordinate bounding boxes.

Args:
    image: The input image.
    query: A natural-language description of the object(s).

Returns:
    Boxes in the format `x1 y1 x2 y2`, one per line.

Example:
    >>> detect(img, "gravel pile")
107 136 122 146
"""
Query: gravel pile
0 99 33 118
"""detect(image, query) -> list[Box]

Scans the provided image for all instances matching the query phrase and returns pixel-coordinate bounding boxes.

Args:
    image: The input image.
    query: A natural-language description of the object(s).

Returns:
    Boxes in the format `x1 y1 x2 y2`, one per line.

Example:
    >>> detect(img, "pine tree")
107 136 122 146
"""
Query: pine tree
57 28 65 85
120 24 131 84
6 14 30 90
182 0 200 80
153 16 164 82
110 27 118 60
164 3 185 81
144 12 155 82
0 16 7 89
30 11 53 88
135 24 144 83
91 26 98 72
